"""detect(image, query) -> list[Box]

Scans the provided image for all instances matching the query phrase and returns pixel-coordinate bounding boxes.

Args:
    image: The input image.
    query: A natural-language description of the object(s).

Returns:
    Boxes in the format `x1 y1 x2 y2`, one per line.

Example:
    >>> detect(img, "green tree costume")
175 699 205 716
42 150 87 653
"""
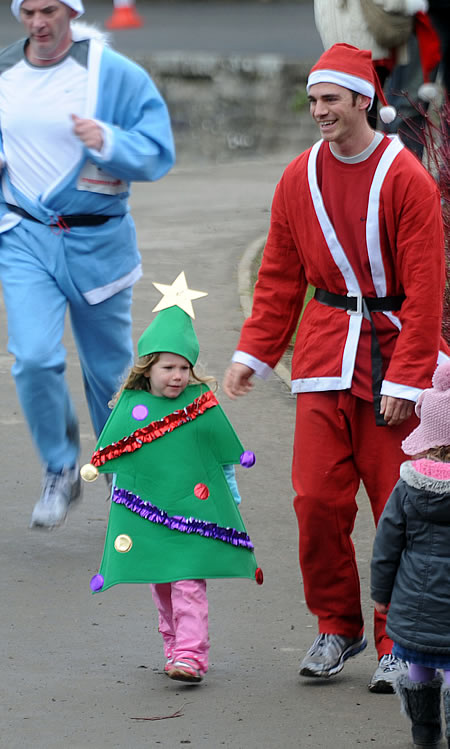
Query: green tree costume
85 276 260 593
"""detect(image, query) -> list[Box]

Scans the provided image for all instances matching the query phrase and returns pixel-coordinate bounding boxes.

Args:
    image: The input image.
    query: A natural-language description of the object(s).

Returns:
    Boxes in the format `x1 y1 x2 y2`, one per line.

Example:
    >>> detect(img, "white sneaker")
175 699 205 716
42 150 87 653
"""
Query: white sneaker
299 633 367 678
30 464 82 529
368 654 408 693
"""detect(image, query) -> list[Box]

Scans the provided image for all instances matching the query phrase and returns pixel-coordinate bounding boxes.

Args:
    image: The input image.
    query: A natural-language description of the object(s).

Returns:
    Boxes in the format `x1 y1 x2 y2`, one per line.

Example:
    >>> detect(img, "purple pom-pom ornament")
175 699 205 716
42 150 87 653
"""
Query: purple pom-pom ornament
240 450 256 468
90 574 104 592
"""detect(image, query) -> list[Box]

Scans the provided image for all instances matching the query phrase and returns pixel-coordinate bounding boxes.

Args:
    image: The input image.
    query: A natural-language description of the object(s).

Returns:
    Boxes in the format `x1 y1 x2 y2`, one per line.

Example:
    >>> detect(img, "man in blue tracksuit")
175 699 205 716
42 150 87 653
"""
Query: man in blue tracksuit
0 0 175 528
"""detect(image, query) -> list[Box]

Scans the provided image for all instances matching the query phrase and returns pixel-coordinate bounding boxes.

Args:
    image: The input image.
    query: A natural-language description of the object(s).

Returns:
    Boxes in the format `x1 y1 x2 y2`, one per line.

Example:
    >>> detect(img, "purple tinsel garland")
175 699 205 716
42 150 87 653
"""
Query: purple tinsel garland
112 487 254 550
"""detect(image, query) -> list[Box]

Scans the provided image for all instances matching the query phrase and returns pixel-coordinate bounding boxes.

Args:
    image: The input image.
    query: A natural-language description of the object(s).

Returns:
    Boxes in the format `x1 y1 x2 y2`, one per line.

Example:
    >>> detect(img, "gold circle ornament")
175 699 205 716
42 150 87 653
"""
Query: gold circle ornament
114 534 133 553
80 463 99 482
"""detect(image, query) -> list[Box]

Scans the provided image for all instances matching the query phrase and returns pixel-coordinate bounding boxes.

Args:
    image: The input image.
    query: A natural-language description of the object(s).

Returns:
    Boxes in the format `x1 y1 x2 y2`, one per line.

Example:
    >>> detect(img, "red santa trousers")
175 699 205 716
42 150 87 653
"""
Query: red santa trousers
292 390 418 657
150 579 209 673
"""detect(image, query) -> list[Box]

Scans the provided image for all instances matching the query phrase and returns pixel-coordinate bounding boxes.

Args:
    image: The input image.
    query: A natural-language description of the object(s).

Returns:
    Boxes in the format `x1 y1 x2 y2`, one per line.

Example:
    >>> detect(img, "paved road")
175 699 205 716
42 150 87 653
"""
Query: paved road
0 155 412 748
0 1 323 61
0 5 412 747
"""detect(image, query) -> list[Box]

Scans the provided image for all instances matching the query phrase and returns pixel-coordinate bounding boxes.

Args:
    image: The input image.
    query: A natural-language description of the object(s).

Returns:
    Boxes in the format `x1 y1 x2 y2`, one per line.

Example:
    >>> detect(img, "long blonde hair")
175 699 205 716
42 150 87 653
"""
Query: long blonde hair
110 352 217 407
413 445 450 463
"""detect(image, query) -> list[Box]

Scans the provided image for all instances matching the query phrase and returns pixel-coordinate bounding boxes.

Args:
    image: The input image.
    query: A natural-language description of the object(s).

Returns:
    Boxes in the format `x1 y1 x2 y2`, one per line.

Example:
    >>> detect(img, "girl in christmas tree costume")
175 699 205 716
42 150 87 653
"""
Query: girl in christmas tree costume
81 273 262 684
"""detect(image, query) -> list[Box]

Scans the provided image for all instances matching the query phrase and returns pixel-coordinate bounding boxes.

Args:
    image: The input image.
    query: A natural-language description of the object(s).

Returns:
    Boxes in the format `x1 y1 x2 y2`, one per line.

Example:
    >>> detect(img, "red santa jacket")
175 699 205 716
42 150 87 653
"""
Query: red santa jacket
235 135 448 401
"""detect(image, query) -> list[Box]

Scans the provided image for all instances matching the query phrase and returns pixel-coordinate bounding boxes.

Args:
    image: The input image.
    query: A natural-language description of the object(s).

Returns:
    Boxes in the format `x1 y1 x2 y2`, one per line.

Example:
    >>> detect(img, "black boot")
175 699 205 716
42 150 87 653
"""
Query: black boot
443 686 450 749
395 673 442 748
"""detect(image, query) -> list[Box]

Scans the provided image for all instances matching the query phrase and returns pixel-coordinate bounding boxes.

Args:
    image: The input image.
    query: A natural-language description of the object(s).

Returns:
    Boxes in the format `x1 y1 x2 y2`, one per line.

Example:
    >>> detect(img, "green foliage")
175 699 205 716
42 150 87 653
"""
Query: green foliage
291 89 309 113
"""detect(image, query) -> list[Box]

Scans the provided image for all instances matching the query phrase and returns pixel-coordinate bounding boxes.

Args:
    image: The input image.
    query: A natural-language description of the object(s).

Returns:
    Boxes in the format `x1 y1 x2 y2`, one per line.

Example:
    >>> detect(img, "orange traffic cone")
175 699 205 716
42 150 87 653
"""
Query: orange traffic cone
105 1 144 30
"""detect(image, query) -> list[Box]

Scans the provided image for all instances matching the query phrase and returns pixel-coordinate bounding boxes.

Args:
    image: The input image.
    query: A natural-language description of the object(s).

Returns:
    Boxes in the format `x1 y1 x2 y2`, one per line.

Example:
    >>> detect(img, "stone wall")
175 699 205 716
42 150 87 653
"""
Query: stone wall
136 52 317 161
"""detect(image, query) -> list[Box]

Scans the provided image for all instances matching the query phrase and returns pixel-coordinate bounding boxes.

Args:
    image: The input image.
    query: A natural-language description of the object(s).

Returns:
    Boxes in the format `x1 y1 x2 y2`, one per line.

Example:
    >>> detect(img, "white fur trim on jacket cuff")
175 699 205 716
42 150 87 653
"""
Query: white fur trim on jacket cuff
88 121 114 161
380 380 422 402
83 264 142 305
231 351 272 380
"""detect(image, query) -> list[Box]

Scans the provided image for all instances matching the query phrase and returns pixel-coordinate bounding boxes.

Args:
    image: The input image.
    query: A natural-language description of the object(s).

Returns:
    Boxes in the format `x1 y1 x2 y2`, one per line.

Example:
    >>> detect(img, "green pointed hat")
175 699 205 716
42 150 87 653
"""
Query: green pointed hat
137 272 207 365
138 305 200 364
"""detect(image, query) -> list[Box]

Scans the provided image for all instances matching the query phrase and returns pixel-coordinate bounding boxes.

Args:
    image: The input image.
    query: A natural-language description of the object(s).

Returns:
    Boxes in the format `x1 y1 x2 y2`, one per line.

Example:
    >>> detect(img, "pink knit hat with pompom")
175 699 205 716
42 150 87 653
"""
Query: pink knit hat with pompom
402 360 450 455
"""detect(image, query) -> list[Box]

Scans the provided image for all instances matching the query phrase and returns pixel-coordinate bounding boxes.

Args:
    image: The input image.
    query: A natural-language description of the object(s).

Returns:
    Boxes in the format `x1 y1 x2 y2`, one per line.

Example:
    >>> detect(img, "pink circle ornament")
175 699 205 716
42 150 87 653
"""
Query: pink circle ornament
194 483 210 500
132 404 149 421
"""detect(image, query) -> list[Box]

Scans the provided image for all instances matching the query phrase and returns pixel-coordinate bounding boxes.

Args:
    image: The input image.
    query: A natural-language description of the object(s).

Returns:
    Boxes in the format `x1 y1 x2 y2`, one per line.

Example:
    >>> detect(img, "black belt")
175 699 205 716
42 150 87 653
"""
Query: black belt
5 203 114 227
314 288 405 313
314 288 405 426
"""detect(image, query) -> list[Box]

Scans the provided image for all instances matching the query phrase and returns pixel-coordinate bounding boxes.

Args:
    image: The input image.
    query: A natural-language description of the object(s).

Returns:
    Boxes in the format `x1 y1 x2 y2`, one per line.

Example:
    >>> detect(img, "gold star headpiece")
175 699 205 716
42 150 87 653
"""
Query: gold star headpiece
152 271 207 319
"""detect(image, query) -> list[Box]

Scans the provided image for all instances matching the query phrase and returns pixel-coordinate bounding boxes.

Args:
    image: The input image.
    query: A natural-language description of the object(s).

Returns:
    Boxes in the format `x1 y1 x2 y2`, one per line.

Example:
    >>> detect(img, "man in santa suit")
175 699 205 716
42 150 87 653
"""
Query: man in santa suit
223 43 449 693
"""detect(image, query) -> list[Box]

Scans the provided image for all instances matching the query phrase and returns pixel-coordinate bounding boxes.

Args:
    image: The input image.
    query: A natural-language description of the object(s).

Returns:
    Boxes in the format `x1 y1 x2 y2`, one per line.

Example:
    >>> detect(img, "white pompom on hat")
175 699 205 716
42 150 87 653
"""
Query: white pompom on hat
11 0 85 20
379 105 397 124
418 82 439 102
307 43 397 124
402 360 450 455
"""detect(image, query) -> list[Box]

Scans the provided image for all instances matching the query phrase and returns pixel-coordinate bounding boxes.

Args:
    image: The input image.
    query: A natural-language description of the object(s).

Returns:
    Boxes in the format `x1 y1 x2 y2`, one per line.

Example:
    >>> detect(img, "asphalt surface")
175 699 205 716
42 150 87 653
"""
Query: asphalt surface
0 1 323 61
0 4 418 748
0 162 416 749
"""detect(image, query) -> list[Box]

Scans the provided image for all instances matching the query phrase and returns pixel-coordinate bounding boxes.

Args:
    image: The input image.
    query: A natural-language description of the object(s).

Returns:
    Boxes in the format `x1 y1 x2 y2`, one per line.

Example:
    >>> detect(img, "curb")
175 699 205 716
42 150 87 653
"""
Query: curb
237 236 292 390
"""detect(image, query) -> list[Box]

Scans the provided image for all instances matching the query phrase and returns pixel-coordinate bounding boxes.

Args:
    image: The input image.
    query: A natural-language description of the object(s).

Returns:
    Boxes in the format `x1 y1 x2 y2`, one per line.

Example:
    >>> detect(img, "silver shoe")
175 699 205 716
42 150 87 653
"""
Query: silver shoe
368 654 408 694
299 633 367 678
30 464 82 529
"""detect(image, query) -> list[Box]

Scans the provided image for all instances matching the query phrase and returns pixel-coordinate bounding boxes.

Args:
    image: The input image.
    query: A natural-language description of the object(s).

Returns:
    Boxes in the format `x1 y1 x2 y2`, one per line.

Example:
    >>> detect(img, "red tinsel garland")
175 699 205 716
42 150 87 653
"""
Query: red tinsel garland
91 390 218 467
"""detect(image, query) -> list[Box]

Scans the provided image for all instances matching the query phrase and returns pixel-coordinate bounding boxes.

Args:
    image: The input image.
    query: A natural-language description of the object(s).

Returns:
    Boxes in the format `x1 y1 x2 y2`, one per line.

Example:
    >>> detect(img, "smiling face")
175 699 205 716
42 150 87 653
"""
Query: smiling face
20 0 76 65
145 352 191 399
308 82 373 156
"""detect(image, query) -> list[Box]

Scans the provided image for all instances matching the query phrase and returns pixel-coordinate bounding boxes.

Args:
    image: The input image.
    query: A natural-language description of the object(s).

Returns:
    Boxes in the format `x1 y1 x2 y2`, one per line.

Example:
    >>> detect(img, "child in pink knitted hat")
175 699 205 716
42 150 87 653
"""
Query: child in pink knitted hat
371 359 450 749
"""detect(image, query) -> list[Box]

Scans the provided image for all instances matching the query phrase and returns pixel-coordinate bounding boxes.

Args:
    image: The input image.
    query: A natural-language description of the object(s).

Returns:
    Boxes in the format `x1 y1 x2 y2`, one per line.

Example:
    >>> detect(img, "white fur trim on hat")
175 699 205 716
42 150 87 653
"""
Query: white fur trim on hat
11 0 85 20
306 69 375 105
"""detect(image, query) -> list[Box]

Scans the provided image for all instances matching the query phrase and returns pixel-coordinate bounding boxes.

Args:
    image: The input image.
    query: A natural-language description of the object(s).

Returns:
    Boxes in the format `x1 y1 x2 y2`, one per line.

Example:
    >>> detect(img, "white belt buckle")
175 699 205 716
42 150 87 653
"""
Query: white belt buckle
347 292 363 316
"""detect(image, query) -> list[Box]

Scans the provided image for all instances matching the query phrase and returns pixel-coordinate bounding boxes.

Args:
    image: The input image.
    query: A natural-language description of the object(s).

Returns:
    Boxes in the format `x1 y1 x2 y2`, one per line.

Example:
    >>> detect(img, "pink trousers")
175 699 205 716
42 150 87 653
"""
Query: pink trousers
150 579 209 673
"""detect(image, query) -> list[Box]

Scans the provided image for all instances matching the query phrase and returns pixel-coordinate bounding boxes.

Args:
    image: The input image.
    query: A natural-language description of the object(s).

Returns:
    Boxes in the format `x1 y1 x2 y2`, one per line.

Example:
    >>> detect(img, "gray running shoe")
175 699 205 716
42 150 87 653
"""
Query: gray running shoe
30 464 82 529
299 633 367 677
368 654 408 694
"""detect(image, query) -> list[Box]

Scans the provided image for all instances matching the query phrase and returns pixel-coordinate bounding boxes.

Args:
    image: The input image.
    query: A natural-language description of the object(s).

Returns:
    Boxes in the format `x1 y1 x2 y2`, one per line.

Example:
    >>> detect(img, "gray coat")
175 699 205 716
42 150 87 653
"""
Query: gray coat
370 460 450 655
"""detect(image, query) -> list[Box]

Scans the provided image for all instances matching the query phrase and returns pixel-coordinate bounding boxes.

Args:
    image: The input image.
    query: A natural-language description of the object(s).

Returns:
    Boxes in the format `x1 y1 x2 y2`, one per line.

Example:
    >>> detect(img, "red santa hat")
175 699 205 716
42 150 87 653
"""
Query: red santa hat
415 12 441 102
306 43 397 124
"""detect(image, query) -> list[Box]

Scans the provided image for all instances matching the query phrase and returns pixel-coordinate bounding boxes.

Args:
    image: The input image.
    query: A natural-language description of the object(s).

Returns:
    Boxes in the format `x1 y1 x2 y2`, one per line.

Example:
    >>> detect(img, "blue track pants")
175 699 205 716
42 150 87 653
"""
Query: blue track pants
0 219 134 472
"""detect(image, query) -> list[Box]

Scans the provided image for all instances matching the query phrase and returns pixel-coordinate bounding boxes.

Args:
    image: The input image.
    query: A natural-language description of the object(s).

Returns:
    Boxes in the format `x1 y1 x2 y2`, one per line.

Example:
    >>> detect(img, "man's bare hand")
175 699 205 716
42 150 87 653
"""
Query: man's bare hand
222 363 255 399
72 114 104 151
374 601 389 615
380 395 414 426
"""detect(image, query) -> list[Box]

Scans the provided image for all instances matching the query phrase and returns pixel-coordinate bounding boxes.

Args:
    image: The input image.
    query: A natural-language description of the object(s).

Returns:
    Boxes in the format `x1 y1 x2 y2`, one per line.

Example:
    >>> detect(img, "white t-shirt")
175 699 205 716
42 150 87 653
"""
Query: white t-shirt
0 53 88 201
